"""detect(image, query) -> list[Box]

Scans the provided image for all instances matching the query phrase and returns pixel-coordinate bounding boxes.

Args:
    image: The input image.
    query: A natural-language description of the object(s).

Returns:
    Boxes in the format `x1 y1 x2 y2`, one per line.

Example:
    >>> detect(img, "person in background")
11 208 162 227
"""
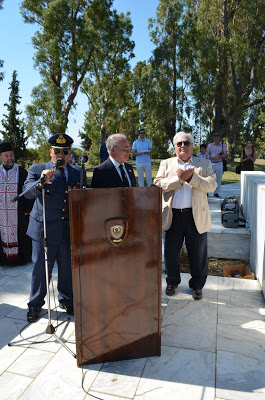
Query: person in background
207 133 227 198
240 139 256 171
98 134 110 164
197 144 209 160
132 128 152 187
69 150 79 166
154 131 217 301
23 133 81 323
91 134 136 188
0 142 34 266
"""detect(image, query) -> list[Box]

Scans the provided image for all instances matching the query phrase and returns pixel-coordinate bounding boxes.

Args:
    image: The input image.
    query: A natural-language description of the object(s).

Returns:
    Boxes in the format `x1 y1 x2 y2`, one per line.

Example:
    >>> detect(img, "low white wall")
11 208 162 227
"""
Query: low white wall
240 171 265 296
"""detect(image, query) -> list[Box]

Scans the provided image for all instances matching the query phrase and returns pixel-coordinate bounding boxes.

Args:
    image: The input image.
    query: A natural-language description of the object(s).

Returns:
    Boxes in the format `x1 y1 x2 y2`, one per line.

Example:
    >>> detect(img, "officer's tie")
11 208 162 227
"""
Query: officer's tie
59 167 67 186
119 164 129 187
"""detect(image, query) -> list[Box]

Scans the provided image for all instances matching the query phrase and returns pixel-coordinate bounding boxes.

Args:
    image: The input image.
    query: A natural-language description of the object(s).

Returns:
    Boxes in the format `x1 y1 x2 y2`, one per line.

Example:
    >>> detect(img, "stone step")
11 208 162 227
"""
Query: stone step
207 185 250 259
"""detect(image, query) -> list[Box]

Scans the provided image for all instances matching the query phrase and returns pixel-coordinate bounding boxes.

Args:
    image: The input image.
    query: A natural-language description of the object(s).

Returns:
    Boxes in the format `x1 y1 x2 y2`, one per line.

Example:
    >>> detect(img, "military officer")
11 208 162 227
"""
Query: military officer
23 133 82 322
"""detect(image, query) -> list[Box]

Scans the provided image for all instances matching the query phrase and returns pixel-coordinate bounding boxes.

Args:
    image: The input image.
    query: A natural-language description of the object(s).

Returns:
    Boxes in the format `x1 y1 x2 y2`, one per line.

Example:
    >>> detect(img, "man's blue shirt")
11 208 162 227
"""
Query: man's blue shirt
132 138 152 163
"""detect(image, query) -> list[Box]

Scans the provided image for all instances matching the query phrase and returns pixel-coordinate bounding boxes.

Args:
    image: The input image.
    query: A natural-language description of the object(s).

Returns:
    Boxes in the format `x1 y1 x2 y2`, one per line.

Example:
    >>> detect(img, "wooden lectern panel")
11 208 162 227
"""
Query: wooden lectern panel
69 186 162 366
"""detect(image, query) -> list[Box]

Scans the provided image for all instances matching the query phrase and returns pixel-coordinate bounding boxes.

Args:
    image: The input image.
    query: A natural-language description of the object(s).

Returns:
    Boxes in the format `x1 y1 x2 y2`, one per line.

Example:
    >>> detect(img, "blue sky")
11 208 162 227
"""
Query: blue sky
0 0 159 148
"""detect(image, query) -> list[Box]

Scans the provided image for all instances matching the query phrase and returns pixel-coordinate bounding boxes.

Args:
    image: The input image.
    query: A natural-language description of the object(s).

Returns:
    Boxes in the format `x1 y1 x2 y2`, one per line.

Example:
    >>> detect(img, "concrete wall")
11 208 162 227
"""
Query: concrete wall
240 171 265 296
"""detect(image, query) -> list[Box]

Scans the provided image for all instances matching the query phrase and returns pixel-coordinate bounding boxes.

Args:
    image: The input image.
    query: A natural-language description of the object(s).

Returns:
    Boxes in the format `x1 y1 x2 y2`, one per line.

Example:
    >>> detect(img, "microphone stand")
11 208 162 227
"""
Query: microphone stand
79 155 88 188
8 173 76 358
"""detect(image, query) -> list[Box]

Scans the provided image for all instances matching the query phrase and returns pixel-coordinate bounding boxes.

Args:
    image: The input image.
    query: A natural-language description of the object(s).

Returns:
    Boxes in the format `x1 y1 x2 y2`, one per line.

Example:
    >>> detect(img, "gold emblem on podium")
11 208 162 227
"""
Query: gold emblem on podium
111 225 123 240
105 217 128 246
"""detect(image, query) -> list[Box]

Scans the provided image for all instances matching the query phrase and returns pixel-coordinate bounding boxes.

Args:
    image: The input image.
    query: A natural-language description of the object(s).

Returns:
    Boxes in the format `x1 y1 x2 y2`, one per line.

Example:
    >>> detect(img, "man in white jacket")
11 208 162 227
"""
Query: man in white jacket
154 131 217 300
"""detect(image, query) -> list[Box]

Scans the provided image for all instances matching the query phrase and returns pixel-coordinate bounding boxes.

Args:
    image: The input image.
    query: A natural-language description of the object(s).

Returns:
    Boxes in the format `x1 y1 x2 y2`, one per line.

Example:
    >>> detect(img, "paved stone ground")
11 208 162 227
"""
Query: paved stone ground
0 183 265 400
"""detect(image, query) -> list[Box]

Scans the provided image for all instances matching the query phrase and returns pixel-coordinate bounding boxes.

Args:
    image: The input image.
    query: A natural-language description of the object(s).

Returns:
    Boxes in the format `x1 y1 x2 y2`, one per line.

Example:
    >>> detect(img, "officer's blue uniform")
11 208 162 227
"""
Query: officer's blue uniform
23 159 81 310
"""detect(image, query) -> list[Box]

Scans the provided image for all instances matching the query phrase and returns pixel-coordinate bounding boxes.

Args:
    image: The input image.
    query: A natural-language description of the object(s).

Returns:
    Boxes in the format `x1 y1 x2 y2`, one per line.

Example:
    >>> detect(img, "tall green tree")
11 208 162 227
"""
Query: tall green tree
147 0 192 145
21 0 117 143
182 0 265 158
127 1 193 156
80 10 135 160
0 71 28 162
131 61 174 158
80 72 138 163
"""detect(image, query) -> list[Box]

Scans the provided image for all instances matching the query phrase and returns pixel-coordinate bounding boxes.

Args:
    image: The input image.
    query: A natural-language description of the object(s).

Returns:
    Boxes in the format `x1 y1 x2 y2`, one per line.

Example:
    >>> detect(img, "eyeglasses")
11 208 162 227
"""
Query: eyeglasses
176 141 191 147
53 149 70 155
119 147 130 152
140 132 145 134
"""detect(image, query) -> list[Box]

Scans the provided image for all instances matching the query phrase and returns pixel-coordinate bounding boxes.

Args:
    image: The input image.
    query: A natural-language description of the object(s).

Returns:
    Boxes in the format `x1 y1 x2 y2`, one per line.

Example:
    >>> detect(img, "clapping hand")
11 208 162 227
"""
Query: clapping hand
176 167 195 184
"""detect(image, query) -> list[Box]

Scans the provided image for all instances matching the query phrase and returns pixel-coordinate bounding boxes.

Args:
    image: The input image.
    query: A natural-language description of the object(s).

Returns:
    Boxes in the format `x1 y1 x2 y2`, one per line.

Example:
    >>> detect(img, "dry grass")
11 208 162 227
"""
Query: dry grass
180 253 251 277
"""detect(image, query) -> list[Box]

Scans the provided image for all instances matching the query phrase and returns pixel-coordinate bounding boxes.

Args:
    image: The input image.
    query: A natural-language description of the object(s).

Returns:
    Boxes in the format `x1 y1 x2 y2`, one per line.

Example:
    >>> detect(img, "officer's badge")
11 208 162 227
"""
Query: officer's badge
56 134 67 144
105 217 128 246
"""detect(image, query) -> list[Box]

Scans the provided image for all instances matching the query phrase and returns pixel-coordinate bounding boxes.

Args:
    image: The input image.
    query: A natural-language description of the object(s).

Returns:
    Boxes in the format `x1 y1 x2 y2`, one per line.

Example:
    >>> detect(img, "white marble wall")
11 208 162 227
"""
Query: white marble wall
240 171 265 296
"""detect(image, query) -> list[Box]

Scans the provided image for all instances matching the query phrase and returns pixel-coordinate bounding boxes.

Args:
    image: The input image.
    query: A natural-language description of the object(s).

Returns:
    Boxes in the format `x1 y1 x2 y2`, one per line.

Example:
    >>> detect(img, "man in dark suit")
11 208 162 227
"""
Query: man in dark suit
23 133 82 322
91 134 136 188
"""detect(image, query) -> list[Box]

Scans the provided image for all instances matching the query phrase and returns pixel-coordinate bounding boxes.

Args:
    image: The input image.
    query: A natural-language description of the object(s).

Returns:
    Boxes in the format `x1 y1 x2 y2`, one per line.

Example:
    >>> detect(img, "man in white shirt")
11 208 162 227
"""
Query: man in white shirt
132 128 152 187
154 132 217 300
207 133 227 197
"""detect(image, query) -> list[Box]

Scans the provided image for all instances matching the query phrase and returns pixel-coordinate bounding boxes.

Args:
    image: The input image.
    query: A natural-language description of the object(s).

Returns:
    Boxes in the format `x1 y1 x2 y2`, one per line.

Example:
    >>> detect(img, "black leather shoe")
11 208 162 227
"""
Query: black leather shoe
214 193 220 198
27 307 41 323
165 284 177 296
192 289 203 300
59 303 74 315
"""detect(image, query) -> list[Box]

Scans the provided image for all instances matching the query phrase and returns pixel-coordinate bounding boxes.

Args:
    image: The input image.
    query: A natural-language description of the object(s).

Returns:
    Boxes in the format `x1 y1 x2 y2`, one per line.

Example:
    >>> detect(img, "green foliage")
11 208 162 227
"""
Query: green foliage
80 10 136 159
241 99 265 156
0 71 28 164
23 148 44 167
140 0 201 155
25 82 67 145
21 0 116 139
181 0 265 157
16 0 265 161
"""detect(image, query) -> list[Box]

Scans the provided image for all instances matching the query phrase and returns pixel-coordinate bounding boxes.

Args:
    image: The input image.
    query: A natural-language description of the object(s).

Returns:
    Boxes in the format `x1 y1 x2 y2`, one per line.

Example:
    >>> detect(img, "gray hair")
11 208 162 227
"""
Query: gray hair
106 134 127 153
173 131 194 146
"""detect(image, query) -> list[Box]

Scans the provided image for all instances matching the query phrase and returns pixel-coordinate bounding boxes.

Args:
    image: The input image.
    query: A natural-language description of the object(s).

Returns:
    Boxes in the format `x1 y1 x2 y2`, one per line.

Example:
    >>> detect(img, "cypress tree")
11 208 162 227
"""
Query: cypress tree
1 70 28 162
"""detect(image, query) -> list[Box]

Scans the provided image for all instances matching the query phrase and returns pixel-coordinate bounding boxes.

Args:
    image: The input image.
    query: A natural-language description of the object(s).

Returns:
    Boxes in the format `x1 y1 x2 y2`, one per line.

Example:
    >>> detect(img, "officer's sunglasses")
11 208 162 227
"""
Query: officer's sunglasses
176 141 191 147
53 149 70 155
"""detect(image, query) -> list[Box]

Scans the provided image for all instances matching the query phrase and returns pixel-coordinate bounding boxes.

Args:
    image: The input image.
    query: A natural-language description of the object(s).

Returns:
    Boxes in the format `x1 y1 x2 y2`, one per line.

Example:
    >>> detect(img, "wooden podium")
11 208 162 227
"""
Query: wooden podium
69 186 162 366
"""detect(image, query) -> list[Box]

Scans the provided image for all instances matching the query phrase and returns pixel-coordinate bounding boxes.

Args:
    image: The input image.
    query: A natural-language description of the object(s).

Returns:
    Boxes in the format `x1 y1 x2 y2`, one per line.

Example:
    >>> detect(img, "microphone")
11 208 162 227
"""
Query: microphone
12 158 66 203
79 154 88 188
52 158 65 170
79 154 88 164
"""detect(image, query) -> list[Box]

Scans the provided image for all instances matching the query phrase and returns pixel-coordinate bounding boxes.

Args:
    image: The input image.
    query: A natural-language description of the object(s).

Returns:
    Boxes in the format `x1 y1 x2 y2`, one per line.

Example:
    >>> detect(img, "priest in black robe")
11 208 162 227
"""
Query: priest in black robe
0 142 34 266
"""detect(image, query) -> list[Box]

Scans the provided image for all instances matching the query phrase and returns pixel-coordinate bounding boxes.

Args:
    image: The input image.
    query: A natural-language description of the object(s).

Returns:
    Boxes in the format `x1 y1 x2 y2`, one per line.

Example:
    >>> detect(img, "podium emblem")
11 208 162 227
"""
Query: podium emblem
111 225 123 239
105 217 128 246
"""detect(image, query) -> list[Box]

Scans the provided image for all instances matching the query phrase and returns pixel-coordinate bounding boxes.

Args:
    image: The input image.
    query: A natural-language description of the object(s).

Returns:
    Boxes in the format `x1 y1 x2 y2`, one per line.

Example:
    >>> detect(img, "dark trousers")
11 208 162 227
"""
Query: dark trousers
164 208 208 290
28 232 73 310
